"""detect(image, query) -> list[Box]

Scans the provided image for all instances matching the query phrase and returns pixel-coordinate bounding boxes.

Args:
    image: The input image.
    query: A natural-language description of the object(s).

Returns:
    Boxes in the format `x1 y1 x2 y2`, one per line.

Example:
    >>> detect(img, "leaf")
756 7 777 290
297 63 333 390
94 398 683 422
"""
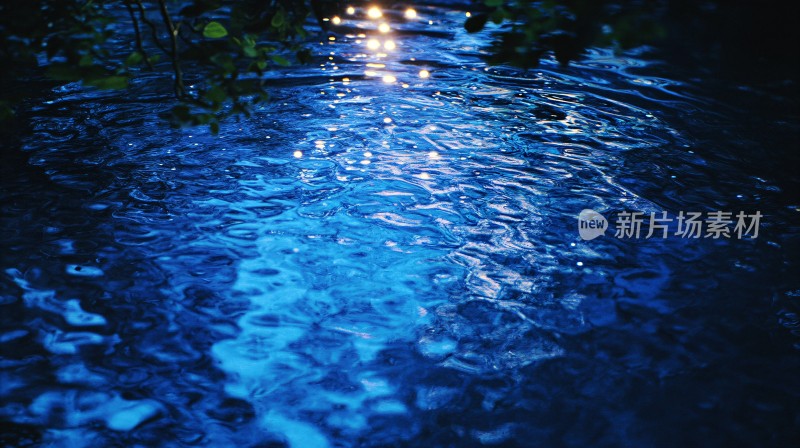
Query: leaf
85 75 129 90
78 54 93 67
0 102 14 121
204 86 226 103
271 10 285 28
180 0 222 17
125 51 143 66
242 45 258 58
46 64 81 81
171 105 191 121
491 9 507 25
210 53 236 73
270 55 290 66
203 21 228 39
464 14 489 33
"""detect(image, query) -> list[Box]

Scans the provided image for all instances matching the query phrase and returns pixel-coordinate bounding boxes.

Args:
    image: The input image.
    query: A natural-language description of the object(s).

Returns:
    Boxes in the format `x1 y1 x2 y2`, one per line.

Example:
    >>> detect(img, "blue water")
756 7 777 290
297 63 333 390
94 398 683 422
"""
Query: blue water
1 3 799 447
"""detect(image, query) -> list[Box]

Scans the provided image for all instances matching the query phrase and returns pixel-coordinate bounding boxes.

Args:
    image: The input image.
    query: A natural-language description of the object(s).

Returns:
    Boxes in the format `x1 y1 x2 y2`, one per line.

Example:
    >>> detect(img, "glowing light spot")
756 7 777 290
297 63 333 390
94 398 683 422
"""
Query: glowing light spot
378 23 390 33
428 151 440 159
367 39 381 50
328 36 336 41
576 261 584 267
418 172 431 180
365 70 378 77
466 12 472 18
383 117 392 124
366 63 386 68
405 8 417 19
332 16 341 25
401 83 409 88
293 150 303 158
382 75 396 84
383 40 396 50
346 6 355 15
364 151 373 157
428 20 433 25
419 69 430 78
367 6 382 19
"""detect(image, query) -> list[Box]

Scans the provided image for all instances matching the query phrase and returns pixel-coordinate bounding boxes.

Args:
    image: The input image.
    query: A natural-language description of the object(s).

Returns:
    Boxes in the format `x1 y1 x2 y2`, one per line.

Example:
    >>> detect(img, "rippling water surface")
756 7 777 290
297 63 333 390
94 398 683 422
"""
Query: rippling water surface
2 3 799 447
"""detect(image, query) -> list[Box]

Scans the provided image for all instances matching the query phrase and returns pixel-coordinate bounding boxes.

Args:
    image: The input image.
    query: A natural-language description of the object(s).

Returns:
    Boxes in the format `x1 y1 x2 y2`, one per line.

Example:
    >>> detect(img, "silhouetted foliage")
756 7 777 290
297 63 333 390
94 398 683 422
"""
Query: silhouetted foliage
464 0 665 67
1 1 797 131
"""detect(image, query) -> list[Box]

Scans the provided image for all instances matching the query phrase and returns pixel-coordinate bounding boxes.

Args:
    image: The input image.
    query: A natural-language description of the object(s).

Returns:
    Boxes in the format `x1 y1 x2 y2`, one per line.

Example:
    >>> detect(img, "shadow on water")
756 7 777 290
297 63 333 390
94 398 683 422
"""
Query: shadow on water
1 2 799 447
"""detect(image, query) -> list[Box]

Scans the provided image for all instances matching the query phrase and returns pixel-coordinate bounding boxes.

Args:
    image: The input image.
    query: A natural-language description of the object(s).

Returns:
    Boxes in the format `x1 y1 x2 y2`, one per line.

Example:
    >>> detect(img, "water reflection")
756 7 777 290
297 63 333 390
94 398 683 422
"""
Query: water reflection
367 6 382 19
1 2 798 447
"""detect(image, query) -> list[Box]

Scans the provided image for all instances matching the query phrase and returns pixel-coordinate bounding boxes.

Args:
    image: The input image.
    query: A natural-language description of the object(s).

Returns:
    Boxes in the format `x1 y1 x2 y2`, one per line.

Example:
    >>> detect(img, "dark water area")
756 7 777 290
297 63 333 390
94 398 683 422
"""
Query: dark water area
1 2 799 447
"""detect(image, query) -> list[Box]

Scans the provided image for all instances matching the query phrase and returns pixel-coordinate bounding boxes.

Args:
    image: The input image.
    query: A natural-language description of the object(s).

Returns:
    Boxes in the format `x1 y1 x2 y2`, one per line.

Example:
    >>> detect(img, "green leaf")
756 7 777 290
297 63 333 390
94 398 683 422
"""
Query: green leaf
210 53 236 73
243 46 258 58
171 105 191 121
204 86 227 103
85 75 128 90
271 10 285 28
125 51 143 66
78 54 93 67
491 9 507 25
0 101 14 121
203 21 228 39
270 55 290 66
46 64 81 82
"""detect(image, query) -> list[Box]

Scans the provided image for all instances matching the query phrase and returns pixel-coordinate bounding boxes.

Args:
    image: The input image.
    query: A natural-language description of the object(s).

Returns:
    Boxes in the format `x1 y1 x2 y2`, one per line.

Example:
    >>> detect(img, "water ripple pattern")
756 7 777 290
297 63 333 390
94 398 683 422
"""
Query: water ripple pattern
1 3 798 448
